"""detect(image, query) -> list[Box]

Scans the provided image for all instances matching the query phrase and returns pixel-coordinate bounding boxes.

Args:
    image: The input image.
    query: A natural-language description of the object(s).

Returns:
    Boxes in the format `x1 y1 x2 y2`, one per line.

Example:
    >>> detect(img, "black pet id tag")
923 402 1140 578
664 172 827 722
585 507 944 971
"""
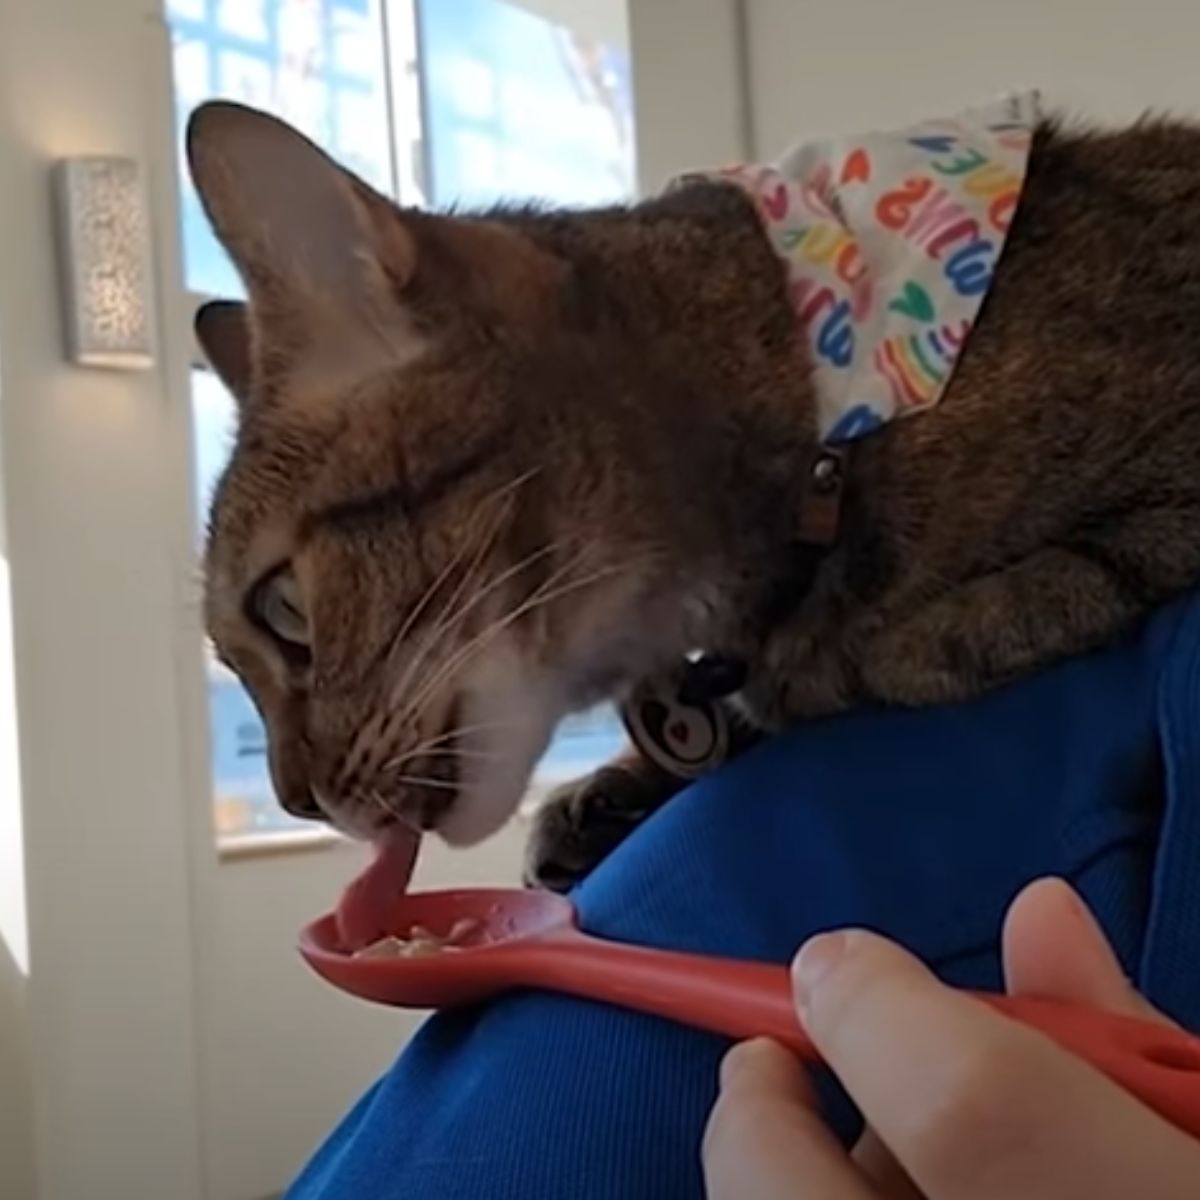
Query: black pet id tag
619 667 731 781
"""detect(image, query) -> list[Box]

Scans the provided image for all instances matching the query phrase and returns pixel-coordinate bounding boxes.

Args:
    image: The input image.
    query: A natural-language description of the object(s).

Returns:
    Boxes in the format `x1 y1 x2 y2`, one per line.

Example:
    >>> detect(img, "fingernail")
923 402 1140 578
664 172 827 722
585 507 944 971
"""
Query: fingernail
719 1037 776 1091
793 931 847 1012
1054 879 1090 920
1053 879 1109 938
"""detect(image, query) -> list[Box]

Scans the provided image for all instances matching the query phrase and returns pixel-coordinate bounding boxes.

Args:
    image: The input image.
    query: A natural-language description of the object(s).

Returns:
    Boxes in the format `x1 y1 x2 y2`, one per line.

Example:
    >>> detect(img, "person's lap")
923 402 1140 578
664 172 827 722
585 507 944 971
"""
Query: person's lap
287 591 1200 1199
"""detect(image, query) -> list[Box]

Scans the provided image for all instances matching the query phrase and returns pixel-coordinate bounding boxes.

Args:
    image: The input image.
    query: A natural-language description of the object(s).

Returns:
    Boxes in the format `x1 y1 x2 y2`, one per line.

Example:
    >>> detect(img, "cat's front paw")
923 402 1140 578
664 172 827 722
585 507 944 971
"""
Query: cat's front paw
523 763 673 892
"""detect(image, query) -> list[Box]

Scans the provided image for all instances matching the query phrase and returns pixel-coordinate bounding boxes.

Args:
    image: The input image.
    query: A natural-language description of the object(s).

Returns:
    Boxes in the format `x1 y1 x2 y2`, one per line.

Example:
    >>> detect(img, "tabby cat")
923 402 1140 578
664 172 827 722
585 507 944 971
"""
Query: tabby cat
188 101 1200 890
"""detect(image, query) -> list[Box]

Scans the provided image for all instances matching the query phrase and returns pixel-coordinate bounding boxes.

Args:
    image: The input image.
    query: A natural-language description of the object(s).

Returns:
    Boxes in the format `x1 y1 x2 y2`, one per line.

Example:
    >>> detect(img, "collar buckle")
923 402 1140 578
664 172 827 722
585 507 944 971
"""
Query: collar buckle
798 447 846 546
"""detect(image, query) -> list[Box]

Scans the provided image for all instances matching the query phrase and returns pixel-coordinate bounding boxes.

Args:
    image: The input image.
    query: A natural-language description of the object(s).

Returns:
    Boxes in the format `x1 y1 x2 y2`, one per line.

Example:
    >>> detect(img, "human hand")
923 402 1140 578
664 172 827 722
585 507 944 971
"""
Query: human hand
703 877 1200 1198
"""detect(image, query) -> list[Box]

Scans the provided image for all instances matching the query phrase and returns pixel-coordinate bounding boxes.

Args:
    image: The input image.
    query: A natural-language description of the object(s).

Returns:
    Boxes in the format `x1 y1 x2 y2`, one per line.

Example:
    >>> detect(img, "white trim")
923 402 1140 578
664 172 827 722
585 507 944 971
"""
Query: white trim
383 0 428 208
146 8 219 1196
218 827 345 862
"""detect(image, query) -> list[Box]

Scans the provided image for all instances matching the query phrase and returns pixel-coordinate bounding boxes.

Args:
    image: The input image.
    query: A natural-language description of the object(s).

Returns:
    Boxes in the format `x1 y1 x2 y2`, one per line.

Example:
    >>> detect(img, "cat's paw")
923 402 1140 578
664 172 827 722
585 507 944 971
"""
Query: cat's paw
523 764 672 892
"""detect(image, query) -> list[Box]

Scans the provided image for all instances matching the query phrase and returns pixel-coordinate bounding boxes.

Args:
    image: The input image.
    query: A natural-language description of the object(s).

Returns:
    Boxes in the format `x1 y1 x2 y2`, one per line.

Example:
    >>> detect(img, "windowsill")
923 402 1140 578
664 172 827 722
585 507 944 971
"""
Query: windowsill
217 826 346 862
216 776 564 862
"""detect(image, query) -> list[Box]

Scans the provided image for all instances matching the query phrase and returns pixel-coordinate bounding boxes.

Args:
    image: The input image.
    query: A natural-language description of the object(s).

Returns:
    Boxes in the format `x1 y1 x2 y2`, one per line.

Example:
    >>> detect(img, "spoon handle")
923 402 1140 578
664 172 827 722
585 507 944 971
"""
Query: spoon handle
524 930 815 1054
523 930 1200 1139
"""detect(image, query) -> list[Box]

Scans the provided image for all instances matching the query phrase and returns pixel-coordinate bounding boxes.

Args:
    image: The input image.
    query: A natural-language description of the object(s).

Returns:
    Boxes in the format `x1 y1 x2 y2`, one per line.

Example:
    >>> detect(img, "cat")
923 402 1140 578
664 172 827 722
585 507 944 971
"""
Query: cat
188 100 1200 891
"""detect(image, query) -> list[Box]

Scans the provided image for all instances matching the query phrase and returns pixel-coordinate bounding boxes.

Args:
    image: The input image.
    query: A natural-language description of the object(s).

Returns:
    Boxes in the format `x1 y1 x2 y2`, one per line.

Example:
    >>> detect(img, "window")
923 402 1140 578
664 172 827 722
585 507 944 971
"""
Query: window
167 0 632 840
418 0 634 207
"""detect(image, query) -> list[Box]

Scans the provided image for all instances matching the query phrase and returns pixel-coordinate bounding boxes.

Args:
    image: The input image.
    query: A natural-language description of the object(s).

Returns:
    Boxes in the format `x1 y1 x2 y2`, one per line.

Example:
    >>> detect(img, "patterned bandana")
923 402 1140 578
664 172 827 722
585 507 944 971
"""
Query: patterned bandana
676 92 1041 445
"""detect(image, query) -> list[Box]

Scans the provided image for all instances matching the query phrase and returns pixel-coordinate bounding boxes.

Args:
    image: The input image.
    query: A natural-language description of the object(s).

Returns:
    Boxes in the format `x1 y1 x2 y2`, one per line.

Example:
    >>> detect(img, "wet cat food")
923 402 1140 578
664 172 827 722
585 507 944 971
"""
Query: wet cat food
353 918 482 959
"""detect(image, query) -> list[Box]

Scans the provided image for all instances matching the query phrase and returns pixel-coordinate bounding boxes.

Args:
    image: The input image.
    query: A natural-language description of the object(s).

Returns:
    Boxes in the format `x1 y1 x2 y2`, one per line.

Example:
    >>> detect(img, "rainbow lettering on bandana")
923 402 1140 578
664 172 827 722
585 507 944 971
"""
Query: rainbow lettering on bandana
677 94 1039 445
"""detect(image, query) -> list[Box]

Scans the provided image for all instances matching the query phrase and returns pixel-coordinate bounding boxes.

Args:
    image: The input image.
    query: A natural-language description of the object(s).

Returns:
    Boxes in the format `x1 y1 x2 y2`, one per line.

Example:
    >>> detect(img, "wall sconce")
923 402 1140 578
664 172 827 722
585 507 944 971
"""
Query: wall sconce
52 157 155 370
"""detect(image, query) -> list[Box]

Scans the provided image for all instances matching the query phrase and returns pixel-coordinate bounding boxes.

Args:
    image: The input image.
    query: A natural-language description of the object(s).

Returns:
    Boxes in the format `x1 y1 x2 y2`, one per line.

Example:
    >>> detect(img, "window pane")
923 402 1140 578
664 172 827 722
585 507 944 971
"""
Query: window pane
167 0 394 296
208 655 308 837
538 708 626 785
417 0 635 208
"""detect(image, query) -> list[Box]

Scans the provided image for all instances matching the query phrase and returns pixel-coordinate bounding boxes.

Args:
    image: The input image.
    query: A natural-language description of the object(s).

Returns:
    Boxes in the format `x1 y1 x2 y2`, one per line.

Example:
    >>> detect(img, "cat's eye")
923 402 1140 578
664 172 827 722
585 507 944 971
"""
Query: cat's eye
250 568 310 654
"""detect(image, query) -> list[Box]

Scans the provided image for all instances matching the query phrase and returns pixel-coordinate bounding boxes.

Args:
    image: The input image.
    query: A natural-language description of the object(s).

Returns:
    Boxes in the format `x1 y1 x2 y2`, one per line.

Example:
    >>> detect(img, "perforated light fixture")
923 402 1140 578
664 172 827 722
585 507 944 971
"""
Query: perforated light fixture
52 157 155 369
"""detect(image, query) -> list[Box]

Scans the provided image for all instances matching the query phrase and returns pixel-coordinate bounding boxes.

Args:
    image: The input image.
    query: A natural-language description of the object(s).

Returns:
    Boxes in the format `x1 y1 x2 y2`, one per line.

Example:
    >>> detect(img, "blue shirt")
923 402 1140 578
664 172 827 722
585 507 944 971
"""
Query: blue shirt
287 590 1200 1199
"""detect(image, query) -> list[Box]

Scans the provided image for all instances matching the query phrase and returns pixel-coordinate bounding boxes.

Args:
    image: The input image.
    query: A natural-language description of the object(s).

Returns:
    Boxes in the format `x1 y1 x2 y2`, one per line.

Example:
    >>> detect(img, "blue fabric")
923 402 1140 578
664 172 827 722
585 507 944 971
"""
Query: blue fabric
287 590 1200 1200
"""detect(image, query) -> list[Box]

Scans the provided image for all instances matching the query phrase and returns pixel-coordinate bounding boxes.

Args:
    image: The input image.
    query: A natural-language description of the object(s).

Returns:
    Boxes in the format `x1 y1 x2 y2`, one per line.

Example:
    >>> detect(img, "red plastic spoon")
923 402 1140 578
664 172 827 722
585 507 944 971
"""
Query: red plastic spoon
299 886 1200 1140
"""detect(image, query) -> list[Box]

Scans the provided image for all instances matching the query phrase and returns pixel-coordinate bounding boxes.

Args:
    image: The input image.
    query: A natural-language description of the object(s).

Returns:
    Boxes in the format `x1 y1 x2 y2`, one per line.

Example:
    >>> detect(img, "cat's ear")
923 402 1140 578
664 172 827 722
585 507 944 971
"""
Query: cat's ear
185 101 419 384
195 300 253 403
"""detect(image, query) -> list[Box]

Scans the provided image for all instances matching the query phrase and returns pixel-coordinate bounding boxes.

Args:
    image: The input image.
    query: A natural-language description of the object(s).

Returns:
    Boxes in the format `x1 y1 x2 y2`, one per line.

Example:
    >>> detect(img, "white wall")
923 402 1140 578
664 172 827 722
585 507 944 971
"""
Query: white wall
0 2 205 1198
512 0 629 44
744 0 1200 158
629 0 749 191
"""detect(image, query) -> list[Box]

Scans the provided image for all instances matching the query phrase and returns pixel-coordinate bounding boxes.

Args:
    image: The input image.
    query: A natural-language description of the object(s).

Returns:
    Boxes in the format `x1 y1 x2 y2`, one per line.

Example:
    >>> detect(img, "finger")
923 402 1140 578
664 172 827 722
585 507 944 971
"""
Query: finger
852 1128 924 1200
703 1038 882 1200
794 929 1200 1199
1002 877 1173 1024
718 1034 822 1101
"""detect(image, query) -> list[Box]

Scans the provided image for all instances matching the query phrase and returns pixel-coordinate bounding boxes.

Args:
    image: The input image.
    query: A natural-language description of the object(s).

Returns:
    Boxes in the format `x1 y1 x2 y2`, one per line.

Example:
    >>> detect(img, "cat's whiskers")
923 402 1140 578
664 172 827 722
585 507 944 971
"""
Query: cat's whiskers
382 717 523 761
373 717 523 785
387 536 571 713
342 479 633 828
384 469 541 709
342 472 546 792
381 471 529 704
393 550 638 742
389 544 594 729
361 786 405 824
410 746 499 761
375 533 471 682
334 479 522 786
387 773 460 793
382 745 502 771
404 469 538 649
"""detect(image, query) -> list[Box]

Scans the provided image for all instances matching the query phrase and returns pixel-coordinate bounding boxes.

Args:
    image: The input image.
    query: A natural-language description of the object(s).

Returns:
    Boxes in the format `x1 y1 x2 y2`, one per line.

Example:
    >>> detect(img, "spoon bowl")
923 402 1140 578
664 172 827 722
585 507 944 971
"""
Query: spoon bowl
301 887 576 1007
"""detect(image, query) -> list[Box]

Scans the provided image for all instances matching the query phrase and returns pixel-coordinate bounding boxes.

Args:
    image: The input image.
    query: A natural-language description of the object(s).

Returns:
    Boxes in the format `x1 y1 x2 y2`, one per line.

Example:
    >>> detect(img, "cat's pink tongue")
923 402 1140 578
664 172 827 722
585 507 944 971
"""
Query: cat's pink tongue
335 825 421 951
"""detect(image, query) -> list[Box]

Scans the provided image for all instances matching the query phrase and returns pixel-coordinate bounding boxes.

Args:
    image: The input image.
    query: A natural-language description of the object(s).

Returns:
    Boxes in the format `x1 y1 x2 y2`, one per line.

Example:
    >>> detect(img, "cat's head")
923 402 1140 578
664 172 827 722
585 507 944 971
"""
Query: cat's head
188 102 703 846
